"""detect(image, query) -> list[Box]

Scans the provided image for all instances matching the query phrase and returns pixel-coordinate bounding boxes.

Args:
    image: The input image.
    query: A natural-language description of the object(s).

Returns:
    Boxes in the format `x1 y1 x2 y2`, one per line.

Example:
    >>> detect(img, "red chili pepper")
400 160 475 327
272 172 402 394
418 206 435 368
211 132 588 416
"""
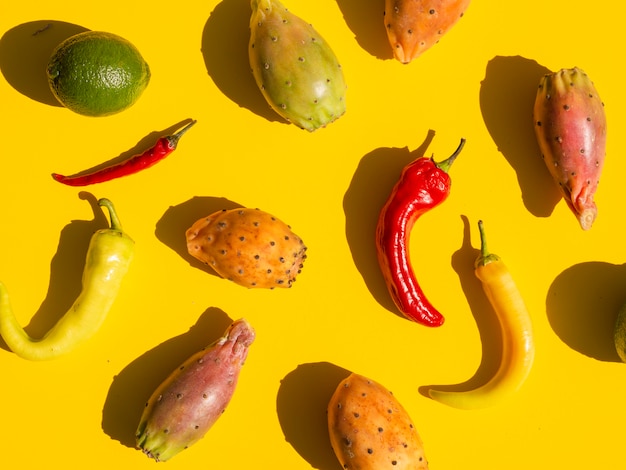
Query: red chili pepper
52 120 197 186
376 138 465 327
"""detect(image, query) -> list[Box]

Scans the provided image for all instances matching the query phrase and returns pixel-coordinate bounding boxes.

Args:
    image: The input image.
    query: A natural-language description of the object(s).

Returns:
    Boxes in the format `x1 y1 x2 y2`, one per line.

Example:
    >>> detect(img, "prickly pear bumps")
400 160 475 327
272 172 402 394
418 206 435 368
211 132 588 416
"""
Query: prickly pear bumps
384 0 471 63
327 373 429 470
136 318 255 462
533 67 607 230
186 207 307 288
248 0 347 131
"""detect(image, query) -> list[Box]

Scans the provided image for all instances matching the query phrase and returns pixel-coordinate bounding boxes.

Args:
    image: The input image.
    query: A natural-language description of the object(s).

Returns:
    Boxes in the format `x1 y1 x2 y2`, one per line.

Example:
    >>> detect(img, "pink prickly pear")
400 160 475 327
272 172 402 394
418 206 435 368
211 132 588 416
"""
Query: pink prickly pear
533 67 607 230
135 318 255 462
248 0 347 131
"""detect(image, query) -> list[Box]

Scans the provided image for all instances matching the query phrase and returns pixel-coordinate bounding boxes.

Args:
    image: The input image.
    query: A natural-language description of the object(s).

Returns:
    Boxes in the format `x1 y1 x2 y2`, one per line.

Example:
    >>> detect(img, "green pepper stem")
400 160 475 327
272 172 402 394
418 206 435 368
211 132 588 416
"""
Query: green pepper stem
435 138 466 173
475 219 500 268
98 198 123 232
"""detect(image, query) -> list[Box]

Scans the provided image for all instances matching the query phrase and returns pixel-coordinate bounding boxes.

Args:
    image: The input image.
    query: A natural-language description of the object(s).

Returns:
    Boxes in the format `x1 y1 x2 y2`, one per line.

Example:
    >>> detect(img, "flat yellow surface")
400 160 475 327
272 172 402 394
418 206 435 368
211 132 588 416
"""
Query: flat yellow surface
1 1 624 468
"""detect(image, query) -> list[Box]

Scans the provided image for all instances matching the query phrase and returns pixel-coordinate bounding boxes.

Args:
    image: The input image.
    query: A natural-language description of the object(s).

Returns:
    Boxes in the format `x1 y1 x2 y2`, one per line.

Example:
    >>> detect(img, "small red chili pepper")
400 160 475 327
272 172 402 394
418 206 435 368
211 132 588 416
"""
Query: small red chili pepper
376 138 465 327
52 120 197 186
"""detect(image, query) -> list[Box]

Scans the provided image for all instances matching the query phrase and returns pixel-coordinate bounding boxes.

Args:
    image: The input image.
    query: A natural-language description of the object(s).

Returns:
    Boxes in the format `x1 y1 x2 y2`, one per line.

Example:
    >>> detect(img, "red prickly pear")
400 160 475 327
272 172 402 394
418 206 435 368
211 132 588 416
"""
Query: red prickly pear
135 318 255 462
384 0 471 64
533 67 607 230
248 0 347 131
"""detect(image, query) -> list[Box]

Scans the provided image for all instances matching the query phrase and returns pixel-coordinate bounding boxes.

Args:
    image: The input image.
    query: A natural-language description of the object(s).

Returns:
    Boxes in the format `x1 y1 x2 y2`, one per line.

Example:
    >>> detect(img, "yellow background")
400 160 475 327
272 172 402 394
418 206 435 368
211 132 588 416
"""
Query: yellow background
1 1 624 468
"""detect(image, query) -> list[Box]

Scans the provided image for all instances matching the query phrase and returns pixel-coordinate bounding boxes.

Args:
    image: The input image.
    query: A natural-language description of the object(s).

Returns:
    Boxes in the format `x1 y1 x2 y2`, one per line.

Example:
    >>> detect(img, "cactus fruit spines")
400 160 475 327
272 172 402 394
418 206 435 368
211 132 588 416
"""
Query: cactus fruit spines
249 0 347 131
136 318 255 462
327 373 429 470
384 0 471 64
186 208 307 289
533 67 607 230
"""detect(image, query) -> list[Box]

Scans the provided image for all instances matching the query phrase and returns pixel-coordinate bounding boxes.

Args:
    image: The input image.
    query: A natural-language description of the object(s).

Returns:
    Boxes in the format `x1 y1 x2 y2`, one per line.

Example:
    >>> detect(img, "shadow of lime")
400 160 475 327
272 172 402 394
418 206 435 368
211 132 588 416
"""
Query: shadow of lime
101 307 234 448
0 20 88 105
277 362 351 470
547 261 626 362
479 55 561 218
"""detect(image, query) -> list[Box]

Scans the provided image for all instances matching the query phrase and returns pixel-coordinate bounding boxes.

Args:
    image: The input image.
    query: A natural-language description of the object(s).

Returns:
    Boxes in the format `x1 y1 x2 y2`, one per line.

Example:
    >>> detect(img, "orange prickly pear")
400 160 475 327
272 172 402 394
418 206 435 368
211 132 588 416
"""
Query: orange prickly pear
248 0 347 131
327 373 429 469
533 67 607 230
136 318 256 462
384 0 471 64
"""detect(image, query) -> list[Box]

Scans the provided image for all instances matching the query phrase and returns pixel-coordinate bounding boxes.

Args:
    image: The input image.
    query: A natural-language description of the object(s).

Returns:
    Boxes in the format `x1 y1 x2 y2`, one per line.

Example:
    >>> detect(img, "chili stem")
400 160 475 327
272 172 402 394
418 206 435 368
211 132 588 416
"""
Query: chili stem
169 120 197 148
435 138 466 173
475 219 500 267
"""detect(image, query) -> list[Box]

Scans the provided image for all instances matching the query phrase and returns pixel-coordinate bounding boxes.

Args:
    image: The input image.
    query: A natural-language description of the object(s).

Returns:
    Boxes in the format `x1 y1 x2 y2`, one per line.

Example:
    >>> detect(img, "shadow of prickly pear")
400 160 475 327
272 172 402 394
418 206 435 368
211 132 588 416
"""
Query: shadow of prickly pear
101 307 234 448
335 0 394 60
277 362 351 470
201 0 285 123
479 55 561 218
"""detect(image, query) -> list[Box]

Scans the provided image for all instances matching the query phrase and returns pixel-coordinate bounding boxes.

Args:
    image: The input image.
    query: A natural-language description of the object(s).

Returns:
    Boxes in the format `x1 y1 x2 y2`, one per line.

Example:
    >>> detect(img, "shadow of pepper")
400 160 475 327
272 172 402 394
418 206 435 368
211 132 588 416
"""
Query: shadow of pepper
201 0 283 123
342 129 436 318
479 55 560 218
0 192 107 352
101 307 234 448
276 362 351 470
334 0 393 60
419 215 503 397
547 262 626 362
0 20 88 106
154 196 243 277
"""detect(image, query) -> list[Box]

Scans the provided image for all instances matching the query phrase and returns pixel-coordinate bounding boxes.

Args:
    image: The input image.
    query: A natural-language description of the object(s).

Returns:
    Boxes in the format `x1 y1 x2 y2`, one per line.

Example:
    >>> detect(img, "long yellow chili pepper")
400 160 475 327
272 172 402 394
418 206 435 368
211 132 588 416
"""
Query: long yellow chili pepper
0 198 134 361
428 220 535 410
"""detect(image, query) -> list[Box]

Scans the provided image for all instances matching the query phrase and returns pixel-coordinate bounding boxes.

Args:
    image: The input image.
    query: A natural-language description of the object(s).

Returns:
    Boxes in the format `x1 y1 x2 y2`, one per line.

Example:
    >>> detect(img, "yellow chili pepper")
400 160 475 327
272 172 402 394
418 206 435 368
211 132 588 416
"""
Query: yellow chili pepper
0 198 134 361
428 220 535 410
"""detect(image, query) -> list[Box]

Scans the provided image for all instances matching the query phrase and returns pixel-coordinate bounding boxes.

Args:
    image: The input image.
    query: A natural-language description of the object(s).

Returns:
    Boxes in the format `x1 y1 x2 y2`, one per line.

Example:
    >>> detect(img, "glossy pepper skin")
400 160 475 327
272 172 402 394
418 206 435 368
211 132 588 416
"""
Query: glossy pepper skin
376 139 465 327
0 198 134 360
428 220 534 409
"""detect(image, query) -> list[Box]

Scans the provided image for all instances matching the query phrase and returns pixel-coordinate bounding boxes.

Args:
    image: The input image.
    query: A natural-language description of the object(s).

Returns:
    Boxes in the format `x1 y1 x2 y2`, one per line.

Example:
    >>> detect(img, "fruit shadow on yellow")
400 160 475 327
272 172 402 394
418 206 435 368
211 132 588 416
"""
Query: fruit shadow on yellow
342 129 436 319
276 362 351 470
52 119 193 179
0 20 89 106
101 307 234 448
479 55 561 218
201 0 284 124
155 195 244 278
334 0 394 60
547 261 626 362
419 215 504 397
0 192 107 352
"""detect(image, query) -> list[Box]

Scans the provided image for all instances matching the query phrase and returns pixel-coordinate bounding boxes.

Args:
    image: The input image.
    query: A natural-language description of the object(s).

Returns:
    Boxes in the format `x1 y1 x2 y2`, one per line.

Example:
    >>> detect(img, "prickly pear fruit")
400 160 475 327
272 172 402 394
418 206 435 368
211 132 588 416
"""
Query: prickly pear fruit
248 0 347 131
384 0 471 64
186 207 307 289
533 67 607 230
136 318 255 462
327 373 429 470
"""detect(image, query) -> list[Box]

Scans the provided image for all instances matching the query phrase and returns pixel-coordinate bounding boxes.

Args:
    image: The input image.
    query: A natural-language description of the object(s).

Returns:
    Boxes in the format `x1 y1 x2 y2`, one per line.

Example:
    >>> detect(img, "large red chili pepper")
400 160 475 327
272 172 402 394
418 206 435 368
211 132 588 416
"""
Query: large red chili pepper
376 138 465 327
52 120 196 186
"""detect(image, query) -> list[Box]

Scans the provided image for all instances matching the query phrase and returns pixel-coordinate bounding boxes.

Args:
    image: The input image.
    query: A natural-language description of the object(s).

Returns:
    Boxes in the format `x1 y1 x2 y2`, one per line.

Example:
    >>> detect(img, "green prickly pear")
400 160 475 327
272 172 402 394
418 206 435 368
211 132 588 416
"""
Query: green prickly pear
135 318 255 462
533 67 607 230
248 0 347 131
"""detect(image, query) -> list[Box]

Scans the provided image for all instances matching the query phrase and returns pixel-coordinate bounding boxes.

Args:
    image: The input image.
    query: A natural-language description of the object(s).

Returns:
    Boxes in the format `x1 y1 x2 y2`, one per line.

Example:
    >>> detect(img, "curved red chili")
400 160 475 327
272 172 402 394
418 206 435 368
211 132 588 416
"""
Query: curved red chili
52 120 197 186
376 138 465 327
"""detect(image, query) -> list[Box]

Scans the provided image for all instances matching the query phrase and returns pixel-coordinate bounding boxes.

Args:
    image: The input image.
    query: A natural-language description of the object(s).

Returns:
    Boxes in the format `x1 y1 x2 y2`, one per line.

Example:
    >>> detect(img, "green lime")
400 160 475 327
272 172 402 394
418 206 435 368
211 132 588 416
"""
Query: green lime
46 31 151 117
614 302 626 362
